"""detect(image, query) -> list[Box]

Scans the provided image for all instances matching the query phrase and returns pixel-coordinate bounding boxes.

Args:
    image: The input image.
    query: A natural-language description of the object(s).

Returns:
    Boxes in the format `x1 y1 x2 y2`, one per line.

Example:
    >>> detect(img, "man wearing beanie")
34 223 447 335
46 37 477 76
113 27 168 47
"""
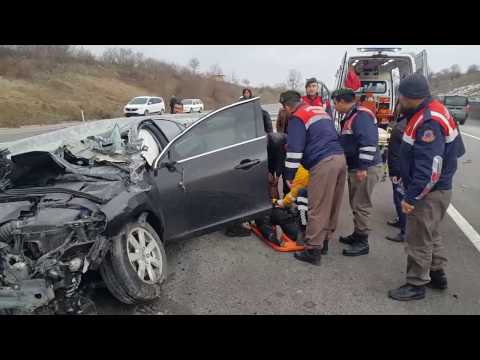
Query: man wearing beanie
333 88 383 257
388 73 465 301
279 90 346 265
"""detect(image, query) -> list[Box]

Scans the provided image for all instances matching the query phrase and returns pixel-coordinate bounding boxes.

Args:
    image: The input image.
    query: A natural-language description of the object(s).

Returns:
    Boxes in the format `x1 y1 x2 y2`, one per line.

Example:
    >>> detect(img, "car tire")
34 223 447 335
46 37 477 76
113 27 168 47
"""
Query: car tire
100 221 167 305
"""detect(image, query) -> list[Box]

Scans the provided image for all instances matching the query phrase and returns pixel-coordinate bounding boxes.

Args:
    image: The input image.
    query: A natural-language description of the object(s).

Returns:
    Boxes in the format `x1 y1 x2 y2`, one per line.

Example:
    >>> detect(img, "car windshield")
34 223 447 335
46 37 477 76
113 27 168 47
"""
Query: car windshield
129 97 148 105
182 100 193 105
444 96 468 106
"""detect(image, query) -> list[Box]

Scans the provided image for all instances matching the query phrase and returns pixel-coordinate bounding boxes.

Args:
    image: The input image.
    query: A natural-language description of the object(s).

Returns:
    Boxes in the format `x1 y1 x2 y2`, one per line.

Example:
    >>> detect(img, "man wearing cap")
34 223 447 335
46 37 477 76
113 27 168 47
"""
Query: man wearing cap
280 90 346 265
333 88 383 257
388 73 465 301
303 77 332 116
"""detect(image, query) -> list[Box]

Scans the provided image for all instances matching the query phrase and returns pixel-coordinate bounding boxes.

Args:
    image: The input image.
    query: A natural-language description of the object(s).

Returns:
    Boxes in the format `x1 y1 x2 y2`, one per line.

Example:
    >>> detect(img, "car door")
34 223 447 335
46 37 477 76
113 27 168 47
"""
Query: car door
333 51 348 132
158 99 270 238
414 49 429 80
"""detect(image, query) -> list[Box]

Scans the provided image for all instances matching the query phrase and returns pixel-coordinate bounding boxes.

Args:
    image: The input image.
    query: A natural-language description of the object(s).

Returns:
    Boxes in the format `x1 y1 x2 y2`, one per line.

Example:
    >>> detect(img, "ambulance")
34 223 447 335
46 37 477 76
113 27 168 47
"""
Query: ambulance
332 47 430 131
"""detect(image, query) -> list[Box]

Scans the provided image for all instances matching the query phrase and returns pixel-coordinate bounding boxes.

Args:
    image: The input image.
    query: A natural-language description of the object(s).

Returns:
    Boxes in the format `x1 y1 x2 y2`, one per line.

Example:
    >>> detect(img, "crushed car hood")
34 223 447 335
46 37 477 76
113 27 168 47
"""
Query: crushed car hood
0 119 155 220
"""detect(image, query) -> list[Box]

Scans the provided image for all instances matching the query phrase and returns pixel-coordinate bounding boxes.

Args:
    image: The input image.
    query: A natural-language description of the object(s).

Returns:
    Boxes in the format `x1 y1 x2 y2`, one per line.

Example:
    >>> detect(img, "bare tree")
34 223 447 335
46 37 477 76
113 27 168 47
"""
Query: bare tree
450 64 462 78
286 69 302 90
230 71 239 85
188 57 200 74
208 63 223 76
467 64 479 74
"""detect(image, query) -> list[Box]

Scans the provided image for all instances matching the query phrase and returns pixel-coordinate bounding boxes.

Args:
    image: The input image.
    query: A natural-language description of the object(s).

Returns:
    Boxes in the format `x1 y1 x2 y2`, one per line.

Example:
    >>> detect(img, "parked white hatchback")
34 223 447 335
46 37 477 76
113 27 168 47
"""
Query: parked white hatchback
124 96 166 117
182 99 204 113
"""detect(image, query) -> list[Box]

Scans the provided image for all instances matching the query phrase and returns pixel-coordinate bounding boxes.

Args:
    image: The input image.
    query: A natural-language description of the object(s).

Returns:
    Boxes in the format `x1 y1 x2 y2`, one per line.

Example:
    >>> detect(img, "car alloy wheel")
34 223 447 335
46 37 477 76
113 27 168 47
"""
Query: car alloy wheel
126 227 164 284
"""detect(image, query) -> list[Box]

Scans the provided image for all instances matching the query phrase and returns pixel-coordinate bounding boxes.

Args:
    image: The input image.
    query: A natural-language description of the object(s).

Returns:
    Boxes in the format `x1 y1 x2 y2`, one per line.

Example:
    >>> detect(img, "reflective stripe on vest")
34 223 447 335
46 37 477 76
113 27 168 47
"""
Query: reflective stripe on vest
402 100 459 145
341 106 377 135
293 104 331 131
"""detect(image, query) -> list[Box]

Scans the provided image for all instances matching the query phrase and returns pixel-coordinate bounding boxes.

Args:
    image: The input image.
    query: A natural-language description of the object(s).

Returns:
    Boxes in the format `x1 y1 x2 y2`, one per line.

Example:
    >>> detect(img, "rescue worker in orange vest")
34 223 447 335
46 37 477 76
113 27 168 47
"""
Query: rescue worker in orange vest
333 88 383 257
280 90 346 265
388 74 465 301
303 78 332 117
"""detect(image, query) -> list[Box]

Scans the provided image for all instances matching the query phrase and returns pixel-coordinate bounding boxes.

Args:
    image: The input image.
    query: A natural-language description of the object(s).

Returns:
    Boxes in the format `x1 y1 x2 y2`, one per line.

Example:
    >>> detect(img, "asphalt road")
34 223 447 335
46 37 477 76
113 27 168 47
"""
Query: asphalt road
2 106 480 314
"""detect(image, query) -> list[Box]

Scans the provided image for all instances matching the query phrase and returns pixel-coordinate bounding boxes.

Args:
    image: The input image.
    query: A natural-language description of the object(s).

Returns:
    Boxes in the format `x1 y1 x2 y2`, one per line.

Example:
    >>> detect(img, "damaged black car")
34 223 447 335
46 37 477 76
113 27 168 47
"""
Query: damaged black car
0 97 271 314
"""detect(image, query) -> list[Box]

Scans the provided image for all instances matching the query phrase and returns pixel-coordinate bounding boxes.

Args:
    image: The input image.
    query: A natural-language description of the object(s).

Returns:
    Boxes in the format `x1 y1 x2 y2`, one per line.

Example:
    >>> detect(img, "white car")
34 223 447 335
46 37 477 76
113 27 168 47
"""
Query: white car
124 96 166 117
182 99 204 113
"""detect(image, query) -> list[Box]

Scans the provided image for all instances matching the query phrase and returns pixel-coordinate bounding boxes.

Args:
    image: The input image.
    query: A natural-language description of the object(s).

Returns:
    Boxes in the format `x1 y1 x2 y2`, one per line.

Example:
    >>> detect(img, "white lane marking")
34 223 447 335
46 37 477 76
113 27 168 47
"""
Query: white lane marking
461 131 480 141
447 204 480 253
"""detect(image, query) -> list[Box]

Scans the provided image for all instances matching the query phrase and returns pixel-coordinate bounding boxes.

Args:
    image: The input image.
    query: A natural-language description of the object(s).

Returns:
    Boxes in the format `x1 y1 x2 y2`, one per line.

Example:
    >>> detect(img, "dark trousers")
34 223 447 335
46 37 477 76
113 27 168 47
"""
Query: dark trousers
392 181 406 234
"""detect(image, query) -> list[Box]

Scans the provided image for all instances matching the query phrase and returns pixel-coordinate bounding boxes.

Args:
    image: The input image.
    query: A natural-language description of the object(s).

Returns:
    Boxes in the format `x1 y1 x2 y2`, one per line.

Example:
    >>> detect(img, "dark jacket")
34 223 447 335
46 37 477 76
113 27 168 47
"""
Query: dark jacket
284 104 344 181
262 110 273 134
400 97 464 206
276 108 289 133
387 117 407 177
340 105 382 170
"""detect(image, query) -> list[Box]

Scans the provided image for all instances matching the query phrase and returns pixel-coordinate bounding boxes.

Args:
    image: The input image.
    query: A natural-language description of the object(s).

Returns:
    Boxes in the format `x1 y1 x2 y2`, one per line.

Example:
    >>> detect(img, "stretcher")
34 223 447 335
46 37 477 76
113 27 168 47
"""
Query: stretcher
249 223 304 252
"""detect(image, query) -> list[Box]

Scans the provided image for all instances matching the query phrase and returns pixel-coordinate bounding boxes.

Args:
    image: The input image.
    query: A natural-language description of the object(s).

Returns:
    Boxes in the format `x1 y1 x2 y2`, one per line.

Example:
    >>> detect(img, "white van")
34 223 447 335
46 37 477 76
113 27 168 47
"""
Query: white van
332 47 429 129
124 96 166 117
182 99 204 113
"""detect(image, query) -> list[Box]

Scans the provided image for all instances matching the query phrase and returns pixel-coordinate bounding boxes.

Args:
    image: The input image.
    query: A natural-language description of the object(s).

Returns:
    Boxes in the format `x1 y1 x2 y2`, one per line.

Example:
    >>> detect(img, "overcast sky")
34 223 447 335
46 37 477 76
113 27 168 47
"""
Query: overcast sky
83 45 480 89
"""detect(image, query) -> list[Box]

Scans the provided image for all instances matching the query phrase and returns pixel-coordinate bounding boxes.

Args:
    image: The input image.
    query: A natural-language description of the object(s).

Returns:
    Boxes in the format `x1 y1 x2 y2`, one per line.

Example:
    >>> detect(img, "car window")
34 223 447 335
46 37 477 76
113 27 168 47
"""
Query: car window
444 96 468 106
138 129 161 166
359 81 387 94
182 99 193 105
129 97 148 105
154 120 184 141
171 101 256 161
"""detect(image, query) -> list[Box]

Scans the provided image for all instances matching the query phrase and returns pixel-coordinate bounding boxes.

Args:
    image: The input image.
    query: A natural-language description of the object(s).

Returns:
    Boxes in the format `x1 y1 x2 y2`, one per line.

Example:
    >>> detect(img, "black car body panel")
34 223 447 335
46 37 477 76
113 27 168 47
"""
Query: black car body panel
0 98 271 313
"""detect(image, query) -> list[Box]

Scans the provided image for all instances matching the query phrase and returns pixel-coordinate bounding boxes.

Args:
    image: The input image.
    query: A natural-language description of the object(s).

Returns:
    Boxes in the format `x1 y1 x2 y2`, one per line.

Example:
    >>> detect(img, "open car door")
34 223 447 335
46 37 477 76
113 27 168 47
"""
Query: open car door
414 49 429 80
332 51 348 132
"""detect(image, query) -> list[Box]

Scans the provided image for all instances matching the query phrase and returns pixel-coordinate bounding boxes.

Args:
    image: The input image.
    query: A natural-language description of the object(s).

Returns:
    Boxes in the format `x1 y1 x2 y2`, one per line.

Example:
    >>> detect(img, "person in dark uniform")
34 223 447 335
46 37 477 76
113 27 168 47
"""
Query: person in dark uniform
385 105 407 242
281 90 346 265
333 88 383 257
388 73 465 301
169 95 177 114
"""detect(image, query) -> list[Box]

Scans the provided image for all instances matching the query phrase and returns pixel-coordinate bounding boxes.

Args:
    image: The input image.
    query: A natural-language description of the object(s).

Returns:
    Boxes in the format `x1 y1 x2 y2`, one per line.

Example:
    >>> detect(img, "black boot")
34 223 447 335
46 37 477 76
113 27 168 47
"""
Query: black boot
293 248 321 266
342 234 369 256
388 284 426 301
427 270 448 290
320 239 329 255
225 223 251 237
339 232 358 245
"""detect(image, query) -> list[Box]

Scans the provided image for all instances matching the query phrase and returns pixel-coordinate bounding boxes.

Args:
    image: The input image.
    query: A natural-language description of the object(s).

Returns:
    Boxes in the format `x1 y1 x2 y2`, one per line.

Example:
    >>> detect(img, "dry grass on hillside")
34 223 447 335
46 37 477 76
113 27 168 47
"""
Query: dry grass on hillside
0 46 284 127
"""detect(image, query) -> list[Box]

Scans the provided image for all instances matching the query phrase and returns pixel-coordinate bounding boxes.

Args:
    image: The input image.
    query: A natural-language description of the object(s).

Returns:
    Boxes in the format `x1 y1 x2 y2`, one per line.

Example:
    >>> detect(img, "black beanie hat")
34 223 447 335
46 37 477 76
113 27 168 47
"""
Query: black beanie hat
398 73 430 99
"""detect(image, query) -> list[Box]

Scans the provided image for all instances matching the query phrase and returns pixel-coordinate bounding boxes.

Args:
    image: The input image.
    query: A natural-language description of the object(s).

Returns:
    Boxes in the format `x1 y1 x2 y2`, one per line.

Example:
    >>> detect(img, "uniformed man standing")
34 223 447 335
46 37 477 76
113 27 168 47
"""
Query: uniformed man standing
389 74 464 301
280 90 346 265
332 88 383 257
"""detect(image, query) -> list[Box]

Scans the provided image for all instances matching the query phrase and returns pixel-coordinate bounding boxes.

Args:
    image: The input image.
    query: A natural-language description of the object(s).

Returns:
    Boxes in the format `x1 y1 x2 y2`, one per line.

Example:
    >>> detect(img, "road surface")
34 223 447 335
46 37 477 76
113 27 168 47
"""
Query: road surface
1 105 480 314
